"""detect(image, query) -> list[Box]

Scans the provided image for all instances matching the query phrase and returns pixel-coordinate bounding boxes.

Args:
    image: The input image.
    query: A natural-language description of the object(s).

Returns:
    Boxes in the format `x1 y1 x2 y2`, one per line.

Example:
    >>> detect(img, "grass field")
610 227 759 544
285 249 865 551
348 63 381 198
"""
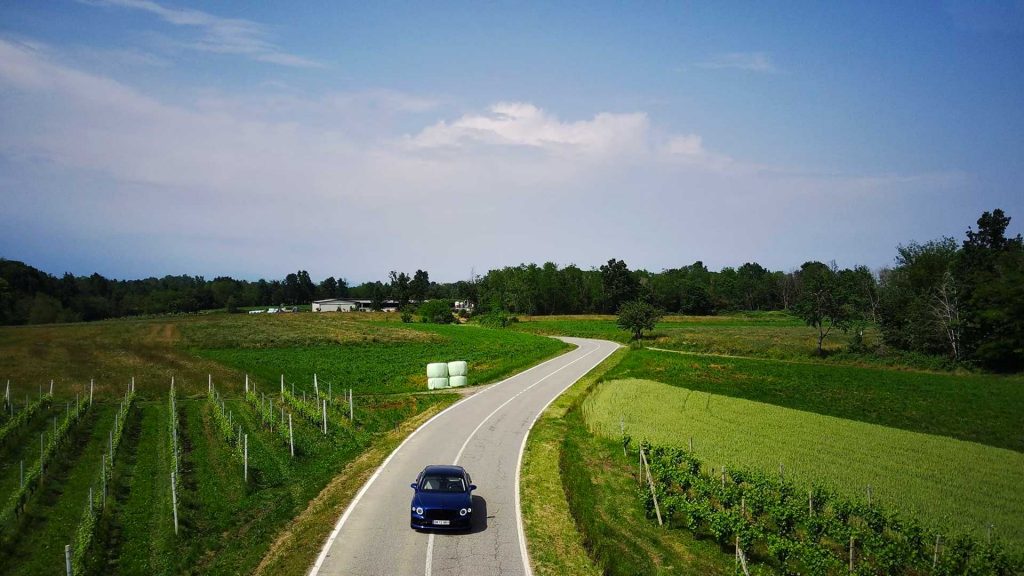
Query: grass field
510 313 964 370
583 378 1024 550
0 312 567 575
604 348 1024 452
197 322 569 394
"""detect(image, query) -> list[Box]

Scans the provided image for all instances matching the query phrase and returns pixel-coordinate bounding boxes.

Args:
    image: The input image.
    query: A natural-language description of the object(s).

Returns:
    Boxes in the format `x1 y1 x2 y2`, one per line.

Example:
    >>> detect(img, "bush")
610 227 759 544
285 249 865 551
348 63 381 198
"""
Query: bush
478 310 512 328
418 299 454 324
400 305 415 323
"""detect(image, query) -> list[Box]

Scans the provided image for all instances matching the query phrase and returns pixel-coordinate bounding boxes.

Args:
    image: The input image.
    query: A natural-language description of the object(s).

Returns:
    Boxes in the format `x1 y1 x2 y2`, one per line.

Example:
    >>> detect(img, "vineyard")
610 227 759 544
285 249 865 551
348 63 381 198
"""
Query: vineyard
0 312 566 574
639 443 1023 575
582 379 1024 549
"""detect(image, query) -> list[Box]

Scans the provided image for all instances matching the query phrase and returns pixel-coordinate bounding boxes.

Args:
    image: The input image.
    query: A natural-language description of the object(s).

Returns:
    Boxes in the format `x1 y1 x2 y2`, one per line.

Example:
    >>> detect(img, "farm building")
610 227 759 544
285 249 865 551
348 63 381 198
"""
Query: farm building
312 299 360 312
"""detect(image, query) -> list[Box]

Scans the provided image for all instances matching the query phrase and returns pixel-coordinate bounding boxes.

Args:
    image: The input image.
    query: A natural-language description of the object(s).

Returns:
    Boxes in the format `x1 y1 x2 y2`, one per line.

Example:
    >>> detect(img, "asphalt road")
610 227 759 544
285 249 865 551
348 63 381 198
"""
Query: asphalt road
309 337 619 576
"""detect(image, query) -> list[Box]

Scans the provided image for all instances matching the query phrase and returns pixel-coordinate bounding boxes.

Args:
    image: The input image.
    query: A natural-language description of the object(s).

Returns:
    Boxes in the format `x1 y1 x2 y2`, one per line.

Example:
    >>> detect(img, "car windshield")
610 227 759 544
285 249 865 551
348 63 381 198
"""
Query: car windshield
419 474 466 493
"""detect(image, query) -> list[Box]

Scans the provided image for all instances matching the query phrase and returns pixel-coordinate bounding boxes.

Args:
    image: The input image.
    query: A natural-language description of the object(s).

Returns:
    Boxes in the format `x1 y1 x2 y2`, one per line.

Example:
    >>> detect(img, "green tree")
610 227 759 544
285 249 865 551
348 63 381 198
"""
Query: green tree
616 299 664 341
600 258 639 313
794 261 855 356
957 209 1024 370
389 271 411 308
410 270 430 303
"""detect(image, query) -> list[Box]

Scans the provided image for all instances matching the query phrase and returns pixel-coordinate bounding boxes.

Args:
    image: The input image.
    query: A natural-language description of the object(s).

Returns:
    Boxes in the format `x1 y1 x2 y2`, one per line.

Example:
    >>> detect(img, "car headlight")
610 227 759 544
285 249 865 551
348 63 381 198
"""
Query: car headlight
414 507 424 515
459 508 468 516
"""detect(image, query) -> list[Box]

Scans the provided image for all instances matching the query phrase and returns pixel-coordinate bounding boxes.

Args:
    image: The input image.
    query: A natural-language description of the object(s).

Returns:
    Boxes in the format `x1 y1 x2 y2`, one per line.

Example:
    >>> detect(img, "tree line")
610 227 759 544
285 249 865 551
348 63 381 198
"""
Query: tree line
0 209 1019 370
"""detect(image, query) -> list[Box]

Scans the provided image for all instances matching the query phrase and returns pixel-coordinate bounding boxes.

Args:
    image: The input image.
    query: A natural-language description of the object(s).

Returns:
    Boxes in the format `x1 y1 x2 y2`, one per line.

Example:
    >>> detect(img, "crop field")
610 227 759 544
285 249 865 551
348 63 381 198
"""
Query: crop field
0 312 567 575
604 348 1024 452
583 378 1024 550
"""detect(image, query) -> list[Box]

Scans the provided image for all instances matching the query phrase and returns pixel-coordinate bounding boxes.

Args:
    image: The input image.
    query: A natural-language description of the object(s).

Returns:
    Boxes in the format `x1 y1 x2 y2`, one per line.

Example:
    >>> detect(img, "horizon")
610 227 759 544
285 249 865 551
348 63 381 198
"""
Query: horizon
1 1 1022 282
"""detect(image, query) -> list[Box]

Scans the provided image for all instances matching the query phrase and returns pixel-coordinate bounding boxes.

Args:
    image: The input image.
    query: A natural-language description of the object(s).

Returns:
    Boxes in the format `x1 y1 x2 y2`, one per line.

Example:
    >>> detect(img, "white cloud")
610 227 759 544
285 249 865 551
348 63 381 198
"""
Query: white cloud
697 52 776 73
81 0 322 68
665 134 704 156
406 102 651 155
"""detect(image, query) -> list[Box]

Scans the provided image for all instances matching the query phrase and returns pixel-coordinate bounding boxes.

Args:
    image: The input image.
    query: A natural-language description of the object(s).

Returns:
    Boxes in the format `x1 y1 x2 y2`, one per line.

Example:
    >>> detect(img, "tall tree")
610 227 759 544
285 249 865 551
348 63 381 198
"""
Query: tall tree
410 270 430 303
794 261 855 356
389 271 412 308
599 258 639 313
958 209 1024 370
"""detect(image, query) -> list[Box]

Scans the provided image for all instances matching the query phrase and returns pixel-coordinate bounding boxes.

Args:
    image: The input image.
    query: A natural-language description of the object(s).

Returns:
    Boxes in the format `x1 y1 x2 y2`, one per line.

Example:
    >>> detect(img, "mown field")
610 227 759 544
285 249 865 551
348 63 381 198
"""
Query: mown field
606 348 1024 452
0 312 568 575
583 378 1024 549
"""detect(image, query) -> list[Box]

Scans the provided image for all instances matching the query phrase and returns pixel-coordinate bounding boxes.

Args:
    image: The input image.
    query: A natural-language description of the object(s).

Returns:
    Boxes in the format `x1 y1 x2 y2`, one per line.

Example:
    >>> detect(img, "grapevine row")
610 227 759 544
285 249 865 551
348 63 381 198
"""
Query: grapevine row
638 442 1023 575
0 394 52 446
71 391 135 575
244 391 292 447
0 395 89 528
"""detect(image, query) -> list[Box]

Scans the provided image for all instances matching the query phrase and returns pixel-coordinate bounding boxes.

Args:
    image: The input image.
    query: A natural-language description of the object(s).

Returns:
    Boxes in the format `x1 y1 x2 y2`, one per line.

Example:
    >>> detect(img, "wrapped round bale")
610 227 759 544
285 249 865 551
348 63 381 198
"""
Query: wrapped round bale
447 361 468 377
428 377 449 390
426 362 449 378
448 376 468 388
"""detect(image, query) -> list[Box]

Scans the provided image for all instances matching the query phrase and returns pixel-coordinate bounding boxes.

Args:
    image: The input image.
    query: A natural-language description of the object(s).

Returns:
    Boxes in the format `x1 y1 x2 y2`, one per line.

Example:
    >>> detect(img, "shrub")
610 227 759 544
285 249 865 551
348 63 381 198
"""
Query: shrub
418 299 454 324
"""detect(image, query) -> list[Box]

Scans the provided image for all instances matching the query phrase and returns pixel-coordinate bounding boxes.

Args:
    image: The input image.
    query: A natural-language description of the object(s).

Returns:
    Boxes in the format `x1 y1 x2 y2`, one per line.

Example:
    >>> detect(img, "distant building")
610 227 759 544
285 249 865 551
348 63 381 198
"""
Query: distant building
312 298 405 312
453 300 475 312
312 299 359 312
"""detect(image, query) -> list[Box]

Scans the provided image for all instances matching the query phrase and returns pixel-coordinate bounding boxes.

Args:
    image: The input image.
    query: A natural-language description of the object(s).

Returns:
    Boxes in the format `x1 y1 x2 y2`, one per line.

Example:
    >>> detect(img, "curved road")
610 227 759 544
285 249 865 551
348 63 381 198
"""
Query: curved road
309 337 619 576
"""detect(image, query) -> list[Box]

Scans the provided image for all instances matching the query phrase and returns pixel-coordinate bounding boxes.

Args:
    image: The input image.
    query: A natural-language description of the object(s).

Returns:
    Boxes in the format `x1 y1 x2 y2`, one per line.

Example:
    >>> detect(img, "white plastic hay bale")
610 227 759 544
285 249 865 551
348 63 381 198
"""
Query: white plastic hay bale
447 361 468 377
448 376 468 388
428 377 449 390
426 363 449 378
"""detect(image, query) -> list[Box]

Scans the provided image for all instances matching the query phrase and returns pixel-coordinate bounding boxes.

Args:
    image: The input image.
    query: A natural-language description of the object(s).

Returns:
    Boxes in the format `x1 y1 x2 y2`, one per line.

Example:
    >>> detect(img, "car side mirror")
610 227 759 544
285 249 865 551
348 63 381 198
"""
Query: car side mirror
469 484 477 491
410 483 418 489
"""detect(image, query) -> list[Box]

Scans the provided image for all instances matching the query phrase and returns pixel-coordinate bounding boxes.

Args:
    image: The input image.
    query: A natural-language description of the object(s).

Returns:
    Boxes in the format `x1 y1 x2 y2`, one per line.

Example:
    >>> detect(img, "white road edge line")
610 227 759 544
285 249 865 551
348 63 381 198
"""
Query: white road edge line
515 341 620 576
307 342 586 576
425 343 603 576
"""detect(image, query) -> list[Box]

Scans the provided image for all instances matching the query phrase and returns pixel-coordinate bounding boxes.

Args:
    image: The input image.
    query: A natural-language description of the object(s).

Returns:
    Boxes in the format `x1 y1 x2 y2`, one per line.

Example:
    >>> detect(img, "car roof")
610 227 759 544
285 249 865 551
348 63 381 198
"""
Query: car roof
421 464 466 476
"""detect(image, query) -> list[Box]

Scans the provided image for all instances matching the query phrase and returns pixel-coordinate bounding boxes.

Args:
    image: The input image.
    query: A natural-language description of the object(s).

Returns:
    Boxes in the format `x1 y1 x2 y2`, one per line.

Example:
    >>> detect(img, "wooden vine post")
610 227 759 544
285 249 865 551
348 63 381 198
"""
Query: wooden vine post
639 447 663 526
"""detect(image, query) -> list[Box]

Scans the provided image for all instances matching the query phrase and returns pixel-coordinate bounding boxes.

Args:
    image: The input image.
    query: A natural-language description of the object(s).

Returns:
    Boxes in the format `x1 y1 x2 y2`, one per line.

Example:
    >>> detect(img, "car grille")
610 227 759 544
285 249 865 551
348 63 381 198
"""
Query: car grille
424 509 458 521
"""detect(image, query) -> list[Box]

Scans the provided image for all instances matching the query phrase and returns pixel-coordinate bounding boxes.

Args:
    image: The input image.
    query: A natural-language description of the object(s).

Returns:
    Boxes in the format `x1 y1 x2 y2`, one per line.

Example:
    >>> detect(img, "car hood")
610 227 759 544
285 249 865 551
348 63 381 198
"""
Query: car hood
413 491 472 509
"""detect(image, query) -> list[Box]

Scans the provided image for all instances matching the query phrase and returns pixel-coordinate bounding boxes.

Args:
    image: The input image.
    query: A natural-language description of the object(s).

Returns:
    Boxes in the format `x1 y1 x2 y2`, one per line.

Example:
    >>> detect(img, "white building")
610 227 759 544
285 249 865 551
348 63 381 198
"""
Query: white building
312 299 360 312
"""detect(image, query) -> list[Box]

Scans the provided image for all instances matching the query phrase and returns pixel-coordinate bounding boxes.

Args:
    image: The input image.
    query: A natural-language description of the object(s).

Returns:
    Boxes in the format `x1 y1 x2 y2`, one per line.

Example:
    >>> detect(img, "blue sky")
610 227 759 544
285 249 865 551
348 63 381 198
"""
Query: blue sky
1 1 1022 282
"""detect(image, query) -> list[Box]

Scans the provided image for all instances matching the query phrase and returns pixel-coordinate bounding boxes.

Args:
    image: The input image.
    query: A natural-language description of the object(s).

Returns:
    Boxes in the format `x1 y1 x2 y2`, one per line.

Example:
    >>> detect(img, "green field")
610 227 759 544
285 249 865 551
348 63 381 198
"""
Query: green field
583 378 1024 549
0 312 567 575
603 348 1024 452
511 313 962 369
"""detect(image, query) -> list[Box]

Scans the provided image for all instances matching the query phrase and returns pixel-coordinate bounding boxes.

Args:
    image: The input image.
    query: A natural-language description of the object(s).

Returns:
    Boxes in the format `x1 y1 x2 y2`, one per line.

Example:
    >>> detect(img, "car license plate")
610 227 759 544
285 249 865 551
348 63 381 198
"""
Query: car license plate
432 520 450 526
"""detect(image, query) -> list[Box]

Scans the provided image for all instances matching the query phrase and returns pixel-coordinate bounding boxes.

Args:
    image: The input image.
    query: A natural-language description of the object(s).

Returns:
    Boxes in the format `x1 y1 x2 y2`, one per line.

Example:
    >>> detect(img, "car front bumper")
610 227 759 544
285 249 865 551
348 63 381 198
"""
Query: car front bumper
411 512 472 530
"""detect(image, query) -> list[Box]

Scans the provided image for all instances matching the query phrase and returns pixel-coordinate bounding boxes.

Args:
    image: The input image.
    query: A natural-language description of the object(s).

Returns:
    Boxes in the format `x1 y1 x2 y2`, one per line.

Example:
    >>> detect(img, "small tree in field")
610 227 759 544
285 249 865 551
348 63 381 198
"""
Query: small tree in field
617 300 663 341
794 261 855 355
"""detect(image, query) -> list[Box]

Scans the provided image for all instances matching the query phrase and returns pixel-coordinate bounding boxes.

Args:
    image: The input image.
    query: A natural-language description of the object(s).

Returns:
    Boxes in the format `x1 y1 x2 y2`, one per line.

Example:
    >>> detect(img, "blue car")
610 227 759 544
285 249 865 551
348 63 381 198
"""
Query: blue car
410 465 476 530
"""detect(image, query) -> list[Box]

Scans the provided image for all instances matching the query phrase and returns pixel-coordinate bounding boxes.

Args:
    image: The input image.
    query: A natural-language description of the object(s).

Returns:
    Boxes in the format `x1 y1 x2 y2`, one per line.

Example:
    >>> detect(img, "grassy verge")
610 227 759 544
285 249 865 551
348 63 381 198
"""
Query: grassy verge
520 348 626 576
606 348 1024 452
584 378 1024 551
